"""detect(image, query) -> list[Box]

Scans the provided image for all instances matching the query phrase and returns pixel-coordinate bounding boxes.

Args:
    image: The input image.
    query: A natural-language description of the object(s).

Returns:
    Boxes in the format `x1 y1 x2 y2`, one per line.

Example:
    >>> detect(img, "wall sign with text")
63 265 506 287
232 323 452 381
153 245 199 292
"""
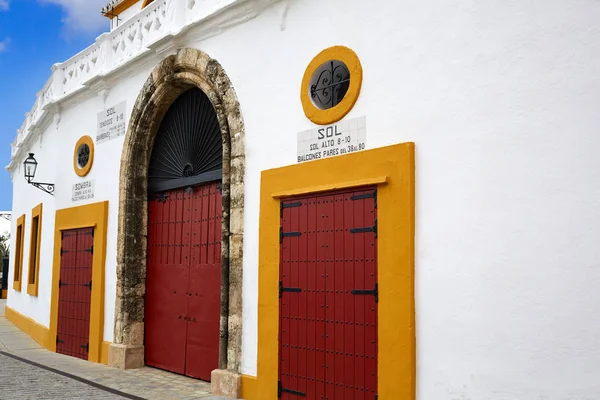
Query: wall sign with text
297 116 366 163
97 101 127 143
72 180 95 202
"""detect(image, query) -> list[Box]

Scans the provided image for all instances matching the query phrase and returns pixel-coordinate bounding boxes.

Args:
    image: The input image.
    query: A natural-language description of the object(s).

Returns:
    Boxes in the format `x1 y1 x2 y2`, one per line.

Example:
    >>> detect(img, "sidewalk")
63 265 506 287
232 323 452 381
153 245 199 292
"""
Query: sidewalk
0 300 230 400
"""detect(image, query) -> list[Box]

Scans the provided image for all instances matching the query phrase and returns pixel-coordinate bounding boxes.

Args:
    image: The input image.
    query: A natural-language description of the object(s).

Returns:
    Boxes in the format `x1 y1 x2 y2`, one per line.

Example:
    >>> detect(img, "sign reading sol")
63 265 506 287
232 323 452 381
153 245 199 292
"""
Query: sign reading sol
297 116 366 163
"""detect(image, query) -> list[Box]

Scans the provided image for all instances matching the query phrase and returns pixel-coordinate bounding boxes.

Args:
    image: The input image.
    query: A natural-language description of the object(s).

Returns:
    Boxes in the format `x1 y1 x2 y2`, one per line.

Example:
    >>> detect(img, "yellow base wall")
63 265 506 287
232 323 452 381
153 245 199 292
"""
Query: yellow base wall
5 306 51 349
4 306 111 365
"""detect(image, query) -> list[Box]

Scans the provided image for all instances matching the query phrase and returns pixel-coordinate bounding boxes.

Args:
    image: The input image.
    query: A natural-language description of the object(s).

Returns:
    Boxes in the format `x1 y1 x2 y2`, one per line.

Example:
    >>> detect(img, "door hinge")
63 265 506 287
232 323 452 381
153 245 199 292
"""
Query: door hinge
60 247 67 255
80 343 89 352
83 280 92 290
351 282 379 303
351 189 377 208
85 245 94 254
278 380 306 398
279 281 302 298
280 201 302 217
280 227 302 243
350 218 377 238
56 336 64 345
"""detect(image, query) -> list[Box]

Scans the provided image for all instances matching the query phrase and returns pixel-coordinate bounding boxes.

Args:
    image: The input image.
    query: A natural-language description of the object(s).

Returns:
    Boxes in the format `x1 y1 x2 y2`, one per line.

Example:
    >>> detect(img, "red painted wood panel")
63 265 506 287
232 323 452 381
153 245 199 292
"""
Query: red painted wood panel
146 182 221 380
145 189 188 374
57 228 94 361
186 182 221 380
279 188 378 400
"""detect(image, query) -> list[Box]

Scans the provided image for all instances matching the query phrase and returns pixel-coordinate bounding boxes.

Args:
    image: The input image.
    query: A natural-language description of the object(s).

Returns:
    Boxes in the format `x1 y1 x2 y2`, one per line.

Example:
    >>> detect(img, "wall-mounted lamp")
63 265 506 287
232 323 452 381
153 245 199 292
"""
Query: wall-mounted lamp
23 153 55 196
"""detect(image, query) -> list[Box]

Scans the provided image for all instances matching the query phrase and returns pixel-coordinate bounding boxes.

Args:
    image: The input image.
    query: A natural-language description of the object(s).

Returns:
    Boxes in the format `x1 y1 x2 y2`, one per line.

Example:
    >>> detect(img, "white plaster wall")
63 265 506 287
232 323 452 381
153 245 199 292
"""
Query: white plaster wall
8 0 600 397
9 128 59 326
7 67 153 341
183 0 600 397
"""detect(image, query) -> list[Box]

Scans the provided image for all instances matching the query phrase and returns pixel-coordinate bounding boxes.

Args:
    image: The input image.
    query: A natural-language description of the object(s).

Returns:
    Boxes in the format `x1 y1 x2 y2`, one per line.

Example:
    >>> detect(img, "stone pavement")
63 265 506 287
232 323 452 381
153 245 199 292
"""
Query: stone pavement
0 300 231 400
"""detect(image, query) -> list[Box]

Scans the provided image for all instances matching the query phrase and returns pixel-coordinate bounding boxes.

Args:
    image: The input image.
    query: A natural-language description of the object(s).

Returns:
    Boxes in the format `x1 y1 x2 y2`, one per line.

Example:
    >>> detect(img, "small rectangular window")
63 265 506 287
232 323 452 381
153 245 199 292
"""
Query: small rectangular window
13 215 25 291
27 204 43 296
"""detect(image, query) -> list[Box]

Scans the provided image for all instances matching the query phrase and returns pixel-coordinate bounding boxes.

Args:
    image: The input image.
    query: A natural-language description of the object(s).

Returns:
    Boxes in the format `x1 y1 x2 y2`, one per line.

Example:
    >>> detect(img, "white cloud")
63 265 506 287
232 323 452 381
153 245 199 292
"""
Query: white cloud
39 0 109 35
0 37 11 53
0 0 9 11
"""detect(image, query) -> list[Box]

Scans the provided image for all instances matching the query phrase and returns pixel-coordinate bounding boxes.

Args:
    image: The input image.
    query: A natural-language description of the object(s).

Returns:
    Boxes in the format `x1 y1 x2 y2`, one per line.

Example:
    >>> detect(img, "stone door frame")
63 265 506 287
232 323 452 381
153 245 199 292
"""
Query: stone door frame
108 48 245 388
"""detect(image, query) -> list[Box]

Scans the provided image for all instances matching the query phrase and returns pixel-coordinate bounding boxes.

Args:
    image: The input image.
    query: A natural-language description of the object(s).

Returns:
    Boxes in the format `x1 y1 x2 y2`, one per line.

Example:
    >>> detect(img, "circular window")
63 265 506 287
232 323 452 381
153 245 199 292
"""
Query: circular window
301 46 363 125
309 60 351 110
73 135 94 177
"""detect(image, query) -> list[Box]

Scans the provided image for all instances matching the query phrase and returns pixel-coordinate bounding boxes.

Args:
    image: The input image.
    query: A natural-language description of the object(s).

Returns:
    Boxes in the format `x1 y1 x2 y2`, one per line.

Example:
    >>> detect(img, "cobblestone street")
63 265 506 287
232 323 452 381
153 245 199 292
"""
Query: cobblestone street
0 301 231 400
0 352 137 400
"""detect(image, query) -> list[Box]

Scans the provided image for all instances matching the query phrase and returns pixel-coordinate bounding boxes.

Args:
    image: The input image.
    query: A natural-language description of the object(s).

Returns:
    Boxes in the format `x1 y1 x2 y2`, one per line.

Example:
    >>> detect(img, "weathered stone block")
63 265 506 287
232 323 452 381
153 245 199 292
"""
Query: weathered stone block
108 343 145 370
210 369 242 399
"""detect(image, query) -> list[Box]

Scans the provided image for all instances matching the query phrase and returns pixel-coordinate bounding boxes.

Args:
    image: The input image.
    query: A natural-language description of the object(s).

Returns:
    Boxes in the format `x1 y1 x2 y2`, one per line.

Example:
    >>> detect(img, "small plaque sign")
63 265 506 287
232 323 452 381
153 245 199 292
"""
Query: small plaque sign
72 180 95 202
97 101 127 143
297 116 366 163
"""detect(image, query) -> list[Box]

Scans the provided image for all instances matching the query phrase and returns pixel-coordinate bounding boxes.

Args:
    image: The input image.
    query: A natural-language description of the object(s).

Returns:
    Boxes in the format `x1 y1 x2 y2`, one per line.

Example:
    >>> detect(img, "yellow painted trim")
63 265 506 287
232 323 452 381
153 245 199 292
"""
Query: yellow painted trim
271 176 389 198
73 135 94 177
142 0 154 7
248 143 415 400
27 203 43 297
13 215 25 292
241 375 258 399
5 306 51 349
301 45 363 125
49 201 109 364
100 341 111 365
1 289 7 299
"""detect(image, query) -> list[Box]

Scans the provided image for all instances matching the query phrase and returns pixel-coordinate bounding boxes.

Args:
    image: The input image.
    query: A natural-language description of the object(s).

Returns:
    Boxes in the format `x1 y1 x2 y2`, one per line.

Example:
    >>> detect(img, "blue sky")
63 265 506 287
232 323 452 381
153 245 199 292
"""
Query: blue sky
0 0 109 210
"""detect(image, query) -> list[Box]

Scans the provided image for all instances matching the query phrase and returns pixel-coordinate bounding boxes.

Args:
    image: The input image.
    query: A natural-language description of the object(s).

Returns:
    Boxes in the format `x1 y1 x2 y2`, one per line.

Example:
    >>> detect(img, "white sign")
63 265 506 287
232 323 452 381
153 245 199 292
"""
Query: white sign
97 101 127 143
297 116 366 163
72 180 95 202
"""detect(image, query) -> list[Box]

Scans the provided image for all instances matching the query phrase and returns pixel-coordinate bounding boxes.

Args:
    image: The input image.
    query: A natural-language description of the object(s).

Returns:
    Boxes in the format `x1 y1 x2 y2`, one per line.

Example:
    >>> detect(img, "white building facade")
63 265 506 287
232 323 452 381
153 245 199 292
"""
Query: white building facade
5 0 600 399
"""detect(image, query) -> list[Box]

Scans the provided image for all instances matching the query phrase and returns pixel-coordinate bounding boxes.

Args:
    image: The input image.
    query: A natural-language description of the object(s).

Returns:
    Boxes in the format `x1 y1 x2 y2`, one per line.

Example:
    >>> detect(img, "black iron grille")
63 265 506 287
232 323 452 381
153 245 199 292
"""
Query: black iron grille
310 60 350 110
77 144 90 168
148 88 223 193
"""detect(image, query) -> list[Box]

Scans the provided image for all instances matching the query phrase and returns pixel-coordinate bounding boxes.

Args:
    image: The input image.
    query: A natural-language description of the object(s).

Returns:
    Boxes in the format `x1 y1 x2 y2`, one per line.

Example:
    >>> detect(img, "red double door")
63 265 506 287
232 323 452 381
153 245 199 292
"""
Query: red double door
145 182 222 380
57 228 94 360
279 187 379 400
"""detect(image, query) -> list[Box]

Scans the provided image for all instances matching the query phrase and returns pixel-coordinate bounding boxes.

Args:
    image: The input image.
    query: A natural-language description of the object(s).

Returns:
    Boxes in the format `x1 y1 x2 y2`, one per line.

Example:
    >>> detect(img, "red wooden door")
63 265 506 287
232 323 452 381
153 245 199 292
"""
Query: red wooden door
145 182 221 380
279 188 378 400
57 228 94 360
185 183 221 379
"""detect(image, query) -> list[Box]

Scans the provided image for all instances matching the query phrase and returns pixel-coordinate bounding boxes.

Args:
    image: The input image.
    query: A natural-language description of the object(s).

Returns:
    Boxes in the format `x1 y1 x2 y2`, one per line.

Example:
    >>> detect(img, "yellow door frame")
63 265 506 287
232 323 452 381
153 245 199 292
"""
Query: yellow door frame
49 201 109 363
243 143 415 399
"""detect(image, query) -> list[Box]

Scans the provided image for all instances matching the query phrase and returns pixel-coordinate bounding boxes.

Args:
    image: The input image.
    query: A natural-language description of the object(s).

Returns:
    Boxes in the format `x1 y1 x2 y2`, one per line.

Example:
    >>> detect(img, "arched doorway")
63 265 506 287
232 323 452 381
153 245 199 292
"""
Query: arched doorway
109 49 245 393
145 88 223 380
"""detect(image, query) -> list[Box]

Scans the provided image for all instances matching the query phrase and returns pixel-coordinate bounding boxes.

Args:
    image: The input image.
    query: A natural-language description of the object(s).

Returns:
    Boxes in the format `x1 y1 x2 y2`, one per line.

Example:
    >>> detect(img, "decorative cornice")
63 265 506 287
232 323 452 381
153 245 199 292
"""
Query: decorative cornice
6 0 281 172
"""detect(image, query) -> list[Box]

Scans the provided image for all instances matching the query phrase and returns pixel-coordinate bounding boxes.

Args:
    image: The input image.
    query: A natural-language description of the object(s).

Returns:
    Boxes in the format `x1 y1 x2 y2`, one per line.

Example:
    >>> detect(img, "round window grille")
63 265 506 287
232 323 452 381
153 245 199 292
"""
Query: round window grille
301 46 363 125
309 60 350 110
73 135 94 177
77 144 91 168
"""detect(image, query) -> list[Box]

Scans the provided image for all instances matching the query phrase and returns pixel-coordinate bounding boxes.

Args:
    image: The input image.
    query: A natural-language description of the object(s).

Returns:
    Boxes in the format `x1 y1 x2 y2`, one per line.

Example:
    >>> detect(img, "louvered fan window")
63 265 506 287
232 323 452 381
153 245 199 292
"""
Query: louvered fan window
148 88 222 193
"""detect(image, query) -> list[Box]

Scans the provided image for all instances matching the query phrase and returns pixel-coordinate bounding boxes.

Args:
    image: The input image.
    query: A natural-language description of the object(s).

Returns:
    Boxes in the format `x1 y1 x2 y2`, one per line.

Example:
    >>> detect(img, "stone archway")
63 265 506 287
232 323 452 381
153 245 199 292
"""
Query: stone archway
108 48 245 396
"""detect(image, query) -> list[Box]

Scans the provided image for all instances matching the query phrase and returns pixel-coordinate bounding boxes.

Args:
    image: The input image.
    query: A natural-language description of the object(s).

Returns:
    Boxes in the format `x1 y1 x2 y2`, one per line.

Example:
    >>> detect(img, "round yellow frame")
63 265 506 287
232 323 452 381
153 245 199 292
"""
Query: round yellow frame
301 45 363 125
73 135 94 177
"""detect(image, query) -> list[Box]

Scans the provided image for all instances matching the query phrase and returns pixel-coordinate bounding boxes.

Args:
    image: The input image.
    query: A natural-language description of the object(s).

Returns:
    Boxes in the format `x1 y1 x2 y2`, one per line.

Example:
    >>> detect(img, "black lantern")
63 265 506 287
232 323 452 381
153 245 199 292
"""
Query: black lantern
23 153 54 196
23 153 38 183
